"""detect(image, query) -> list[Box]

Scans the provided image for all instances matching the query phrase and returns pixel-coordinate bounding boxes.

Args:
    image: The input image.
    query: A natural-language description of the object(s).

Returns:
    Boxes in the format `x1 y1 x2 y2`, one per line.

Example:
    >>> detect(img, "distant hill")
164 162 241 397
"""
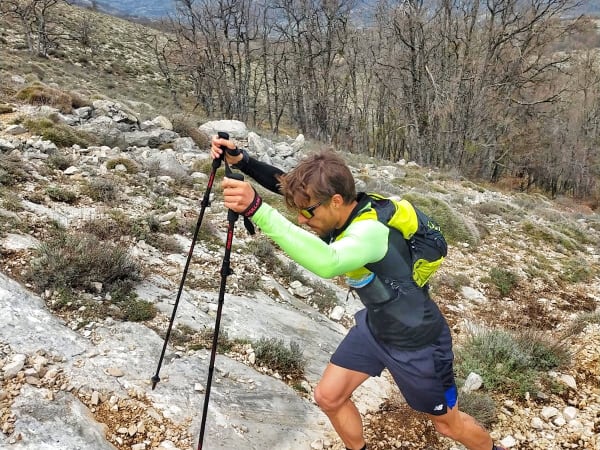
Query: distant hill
71 0 599 22
71 0 176 20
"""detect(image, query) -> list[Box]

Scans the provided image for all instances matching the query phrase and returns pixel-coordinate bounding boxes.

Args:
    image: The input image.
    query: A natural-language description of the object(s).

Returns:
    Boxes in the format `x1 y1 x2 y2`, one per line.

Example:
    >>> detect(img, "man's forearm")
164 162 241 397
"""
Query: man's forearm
233 150 285 194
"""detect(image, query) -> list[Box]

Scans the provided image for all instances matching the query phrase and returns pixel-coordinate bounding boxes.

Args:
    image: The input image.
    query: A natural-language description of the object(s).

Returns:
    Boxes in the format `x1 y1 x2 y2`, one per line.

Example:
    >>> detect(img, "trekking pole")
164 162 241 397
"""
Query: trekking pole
151 131 231 390
197 170 244 450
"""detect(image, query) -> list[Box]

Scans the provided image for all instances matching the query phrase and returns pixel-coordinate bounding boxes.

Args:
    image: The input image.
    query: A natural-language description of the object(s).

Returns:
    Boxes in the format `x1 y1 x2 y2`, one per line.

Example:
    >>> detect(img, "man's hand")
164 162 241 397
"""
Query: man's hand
211 135 244 166
222 177 262 217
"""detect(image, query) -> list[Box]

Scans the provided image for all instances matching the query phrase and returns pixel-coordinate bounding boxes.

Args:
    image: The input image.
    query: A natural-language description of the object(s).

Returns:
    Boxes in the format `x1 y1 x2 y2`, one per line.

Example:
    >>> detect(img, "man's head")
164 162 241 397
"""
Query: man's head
280 150 357 237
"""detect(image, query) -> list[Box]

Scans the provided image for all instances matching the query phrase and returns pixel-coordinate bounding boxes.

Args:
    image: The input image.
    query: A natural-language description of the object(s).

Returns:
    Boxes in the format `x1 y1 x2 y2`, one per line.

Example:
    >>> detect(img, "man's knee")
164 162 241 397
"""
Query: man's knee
314 384 346 412
432 419 454 438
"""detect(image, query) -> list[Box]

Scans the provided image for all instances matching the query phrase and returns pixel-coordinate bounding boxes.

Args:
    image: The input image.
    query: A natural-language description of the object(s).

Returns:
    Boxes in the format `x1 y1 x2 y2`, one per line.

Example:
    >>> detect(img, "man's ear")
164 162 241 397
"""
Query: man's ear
331 193 344 208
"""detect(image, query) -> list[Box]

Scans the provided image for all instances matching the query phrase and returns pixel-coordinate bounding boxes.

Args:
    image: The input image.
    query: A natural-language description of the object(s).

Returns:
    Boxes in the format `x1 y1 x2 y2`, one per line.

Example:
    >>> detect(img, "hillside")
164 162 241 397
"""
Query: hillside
68 0 600 21
1 3 600 450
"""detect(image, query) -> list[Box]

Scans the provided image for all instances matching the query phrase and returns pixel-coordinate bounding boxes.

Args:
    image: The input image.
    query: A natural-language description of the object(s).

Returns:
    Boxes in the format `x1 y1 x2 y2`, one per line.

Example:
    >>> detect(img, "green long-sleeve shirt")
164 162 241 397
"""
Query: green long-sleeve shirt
252 202 389 279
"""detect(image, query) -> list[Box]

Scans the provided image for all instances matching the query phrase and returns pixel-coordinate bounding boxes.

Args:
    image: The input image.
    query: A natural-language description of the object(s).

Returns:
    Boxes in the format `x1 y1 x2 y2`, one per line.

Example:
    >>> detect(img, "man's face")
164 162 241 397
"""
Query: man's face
296 196 339 238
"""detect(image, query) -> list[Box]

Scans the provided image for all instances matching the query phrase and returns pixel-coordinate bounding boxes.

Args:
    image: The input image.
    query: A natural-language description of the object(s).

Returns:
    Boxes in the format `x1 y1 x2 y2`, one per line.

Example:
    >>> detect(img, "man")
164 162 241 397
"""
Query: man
210 135 505 450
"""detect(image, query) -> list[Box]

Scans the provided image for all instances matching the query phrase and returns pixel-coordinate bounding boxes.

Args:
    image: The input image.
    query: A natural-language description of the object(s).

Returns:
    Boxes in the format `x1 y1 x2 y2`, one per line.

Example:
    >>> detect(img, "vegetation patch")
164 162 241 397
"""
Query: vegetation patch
455 327 571 397
106 157 139 173
24 117 96 148
0 154 30 186
27 231 140 294
47 152 75 171
0 189 22 211
457 391 497 428
253 337 306 380
16 83 75 113
559 257 596 284
564 310 600 335
484 267 519 297
402 193 477 246
520 221 582 253
45 186 78 203
171 114 210 148
83 177 119 203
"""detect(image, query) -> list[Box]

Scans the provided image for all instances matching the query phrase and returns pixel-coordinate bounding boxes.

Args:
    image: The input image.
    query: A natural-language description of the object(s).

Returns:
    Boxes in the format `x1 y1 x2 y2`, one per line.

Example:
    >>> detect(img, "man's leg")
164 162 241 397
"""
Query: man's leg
427 402 493 450
314 363 370 450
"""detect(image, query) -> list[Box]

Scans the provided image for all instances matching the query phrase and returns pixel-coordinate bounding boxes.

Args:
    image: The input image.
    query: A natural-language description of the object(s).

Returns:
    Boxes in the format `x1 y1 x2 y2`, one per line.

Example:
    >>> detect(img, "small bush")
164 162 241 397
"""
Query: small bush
47 152 75 170
15 83 73 113
253 337 306 380
564 310 600 335
171 114 210 148
560 257 595 283
0 154 30 186
120 296 157 322
437 272 471 291
187 329 240 353
0 190 22 211
458 391 497 428
247 237 278 271
24 117 95 148
80 217 129 241
455 327 570 397
106 157 139 173
46 186 78 203
145 233 183 254
28 231 140 293
487 267 518 296
83 177 118 203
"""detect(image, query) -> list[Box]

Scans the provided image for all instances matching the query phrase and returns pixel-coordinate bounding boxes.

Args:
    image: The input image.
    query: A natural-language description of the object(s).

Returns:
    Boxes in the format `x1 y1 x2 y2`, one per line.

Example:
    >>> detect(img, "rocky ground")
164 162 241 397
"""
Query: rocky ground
0 91 599 450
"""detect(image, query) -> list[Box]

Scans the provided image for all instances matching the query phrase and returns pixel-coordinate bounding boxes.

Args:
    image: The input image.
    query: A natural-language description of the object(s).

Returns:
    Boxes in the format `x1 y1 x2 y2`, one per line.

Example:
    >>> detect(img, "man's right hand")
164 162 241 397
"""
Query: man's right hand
211 135 244 166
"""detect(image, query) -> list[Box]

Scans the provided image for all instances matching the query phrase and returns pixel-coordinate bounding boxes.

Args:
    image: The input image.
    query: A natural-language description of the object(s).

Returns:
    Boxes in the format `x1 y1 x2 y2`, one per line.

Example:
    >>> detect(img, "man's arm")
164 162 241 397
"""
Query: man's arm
211 135 284 194
251 203 389 278
232 150 284 194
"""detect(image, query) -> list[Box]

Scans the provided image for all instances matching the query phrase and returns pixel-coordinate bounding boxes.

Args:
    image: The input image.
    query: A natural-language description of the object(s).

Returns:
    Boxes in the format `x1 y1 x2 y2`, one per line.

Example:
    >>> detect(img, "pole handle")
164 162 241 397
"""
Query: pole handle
212 131 230 169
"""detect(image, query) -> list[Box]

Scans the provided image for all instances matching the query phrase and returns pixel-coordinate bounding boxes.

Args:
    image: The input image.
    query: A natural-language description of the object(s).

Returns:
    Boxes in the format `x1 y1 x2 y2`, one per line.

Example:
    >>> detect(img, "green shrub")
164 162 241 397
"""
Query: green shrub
46 186 78 203
437 272 471 291
119 296 157 322
16 83 74 113
144 233 183 254
455 328 570 397
253 337 306 380
0 154 29 185
83 177 118 203
457 391 497 428
487 267 518 296
80 217 130 241
0 190 22 211
47 152 75 170
187 329 241 353
24 117 95 148
560 257 596 283
248 237 278 271
28 231 140 293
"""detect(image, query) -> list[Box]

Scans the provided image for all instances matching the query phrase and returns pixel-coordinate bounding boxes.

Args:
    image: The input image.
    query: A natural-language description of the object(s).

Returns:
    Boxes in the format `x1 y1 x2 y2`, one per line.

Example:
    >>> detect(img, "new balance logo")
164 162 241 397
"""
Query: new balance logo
433 404 444 411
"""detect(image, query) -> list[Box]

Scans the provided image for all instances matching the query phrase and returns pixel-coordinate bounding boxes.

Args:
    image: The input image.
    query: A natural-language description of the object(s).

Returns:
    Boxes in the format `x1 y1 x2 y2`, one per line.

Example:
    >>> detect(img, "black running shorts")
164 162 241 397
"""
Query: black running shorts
330 309 457 416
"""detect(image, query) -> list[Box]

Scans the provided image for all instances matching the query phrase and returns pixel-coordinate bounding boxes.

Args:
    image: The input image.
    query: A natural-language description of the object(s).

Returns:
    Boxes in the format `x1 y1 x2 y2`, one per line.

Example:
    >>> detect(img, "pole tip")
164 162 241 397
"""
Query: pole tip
151 374 160 390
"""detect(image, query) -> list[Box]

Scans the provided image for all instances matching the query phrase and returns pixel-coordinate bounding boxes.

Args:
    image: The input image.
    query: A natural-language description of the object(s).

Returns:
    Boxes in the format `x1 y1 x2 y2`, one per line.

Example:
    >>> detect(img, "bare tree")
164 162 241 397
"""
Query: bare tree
1 0 63 57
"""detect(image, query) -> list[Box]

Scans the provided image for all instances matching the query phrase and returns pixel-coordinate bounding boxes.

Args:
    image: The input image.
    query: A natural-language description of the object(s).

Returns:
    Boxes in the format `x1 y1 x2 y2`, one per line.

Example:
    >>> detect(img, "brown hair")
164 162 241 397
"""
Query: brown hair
279 150 356 209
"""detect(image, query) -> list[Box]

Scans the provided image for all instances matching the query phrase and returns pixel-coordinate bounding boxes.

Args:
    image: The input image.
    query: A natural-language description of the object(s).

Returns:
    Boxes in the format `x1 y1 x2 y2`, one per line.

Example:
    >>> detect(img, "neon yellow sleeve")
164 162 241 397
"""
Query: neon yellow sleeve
250 203 389 278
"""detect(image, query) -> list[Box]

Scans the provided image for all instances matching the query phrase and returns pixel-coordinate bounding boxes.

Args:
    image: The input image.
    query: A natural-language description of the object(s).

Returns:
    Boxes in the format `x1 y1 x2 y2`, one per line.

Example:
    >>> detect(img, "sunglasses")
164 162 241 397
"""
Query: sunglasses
299 200 323 219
